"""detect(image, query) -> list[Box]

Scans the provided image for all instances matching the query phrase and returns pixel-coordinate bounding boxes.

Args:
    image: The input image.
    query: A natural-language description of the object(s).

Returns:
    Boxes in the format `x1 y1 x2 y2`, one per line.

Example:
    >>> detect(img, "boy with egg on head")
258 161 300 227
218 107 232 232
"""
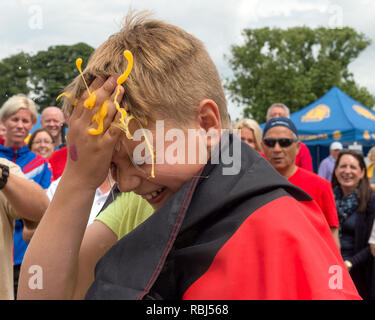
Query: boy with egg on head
19 11 360 300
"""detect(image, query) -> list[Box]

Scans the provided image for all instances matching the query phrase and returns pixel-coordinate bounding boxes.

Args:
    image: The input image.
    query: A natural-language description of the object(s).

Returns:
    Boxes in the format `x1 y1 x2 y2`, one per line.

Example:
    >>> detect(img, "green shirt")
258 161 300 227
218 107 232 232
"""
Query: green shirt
95 191 154 239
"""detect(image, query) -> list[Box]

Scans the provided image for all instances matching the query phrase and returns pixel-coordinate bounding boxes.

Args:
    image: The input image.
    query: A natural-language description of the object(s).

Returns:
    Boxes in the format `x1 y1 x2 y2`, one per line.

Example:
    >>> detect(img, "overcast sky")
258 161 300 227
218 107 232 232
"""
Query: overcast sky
1 0 374 119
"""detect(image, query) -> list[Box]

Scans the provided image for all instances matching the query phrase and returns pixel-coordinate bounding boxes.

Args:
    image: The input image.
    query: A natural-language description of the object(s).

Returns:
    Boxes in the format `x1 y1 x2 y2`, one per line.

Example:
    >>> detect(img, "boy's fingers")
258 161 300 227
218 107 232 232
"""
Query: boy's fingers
81 77 106 101
95 76 118 108
72 76 125 139
71 77 106 120
81 76 118 123
87 82 124 138
111 83 125 103
107 120 122 140
103 85 125 129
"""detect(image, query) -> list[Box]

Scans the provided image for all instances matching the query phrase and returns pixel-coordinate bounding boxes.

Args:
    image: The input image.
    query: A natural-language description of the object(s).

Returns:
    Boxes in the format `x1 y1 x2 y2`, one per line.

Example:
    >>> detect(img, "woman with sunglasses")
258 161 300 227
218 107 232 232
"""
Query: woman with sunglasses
332 150 375 300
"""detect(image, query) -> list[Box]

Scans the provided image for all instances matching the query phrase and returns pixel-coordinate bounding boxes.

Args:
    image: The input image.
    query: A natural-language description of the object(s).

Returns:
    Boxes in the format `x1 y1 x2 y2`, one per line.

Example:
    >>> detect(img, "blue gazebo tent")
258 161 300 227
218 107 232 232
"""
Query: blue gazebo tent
30 114 42 133
289 86 375 171
290 86 375 147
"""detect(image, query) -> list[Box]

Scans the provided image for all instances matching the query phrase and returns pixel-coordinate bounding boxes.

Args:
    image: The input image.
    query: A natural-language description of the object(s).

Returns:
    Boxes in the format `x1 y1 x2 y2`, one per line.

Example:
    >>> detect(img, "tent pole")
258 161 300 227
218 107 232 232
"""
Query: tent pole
317 145 320 173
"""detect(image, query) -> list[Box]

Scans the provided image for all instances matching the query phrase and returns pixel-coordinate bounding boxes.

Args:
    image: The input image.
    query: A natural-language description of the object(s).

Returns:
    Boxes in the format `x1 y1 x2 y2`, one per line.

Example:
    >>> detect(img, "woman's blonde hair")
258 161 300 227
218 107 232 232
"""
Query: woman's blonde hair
367 146 375 164
233 118 263 153
62 11 229 128
0 94 38 124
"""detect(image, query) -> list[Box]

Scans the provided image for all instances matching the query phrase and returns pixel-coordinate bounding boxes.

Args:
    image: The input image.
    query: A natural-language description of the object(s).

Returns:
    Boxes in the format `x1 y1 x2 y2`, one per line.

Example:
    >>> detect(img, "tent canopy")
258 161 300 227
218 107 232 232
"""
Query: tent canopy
289 86 375 146
30 113 42 133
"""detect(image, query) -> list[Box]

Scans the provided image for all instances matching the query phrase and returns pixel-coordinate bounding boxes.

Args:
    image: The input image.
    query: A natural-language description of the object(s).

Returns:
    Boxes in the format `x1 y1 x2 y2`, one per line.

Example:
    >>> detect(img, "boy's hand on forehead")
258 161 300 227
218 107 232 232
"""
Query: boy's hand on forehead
65 76 124 190
71 76 116 117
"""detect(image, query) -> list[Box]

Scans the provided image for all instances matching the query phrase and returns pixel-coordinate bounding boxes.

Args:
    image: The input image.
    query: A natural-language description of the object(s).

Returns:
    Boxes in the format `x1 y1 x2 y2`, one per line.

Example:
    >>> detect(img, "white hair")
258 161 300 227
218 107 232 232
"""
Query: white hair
266 103 290 120
0 94 38 124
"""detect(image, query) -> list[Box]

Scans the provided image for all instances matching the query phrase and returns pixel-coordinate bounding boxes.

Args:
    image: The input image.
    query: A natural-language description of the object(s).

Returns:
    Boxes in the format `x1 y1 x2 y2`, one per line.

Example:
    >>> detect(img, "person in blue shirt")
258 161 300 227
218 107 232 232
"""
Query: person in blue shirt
318 141 343 181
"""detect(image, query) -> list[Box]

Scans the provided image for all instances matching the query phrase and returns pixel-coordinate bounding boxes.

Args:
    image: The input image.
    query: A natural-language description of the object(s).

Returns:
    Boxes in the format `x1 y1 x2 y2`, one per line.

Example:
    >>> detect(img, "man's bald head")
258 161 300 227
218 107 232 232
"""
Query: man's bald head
40 106 65 146
41 106 64 119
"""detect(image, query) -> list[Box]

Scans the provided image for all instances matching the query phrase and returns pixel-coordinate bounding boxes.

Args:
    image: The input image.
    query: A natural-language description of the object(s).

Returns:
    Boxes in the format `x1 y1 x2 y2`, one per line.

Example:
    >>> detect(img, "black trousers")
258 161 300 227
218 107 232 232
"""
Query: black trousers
13 264 21 299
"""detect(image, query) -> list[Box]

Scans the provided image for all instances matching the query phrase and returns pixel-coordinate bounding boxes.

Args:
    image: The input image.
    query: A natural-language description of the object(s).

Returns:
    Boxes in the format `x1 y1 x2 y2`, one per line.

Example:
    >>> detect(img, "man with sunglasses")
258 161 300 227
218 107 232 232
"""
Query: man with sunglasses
262 117 340 248
266 103 313 171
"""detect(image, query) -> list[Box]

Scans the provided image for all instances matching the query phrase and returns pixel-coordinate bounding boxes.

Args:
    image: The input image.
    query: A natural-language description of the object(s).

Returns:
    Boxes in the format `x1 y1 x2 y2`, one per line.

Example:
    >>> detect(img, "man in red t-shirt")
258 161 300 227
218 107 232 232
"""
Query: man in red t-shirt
262 117 340 248
48 146 67 181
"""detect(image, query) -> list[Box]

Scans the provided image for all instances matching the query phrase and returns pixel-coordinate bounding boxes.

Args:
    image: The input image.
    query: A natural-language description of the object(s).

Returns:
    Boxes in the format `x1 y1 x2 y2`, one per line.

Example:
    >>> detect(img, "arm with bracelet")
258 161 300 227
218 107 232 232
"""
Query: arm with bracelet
0 161 49 222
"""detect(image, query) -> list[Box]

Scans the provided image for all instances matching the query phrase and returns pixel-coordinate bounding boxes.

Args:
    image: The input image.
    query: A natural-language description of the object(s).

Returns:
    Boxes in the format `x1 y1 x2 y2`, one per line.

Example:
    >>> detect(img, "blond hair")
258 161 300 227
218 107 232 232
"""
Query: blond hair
367 146 375 164
233 118 263 153
0 94 38 124
62 11 229 128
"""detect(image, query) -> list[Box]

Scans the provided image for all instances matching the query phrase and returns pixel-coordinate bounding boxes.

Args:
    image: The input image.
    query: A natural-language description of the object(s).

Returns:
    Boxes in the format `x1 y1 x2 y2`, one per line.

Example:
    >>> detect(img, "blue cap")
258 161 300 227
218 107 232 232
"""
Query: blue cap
263 117 298 138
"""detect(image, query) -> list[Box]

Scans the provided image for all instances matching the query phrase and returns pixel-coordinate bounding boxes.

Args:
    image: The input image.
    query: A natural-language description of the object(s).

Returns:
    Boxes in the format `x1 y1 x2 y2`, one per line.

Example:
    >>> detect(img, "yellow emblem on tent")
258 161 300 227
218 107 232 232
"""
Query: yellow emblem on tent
353 105 375 121
333 130 342 140
363 130 371 140
301 104 330 122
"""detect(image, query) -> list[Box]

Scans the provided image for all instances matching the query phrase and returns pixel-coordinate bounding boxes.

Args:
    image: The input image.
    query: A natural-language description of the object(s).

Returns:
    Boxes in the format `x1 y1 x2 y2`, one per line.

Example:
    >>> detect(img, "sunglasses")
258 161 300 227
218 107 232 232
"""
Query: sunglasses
263 138 298 148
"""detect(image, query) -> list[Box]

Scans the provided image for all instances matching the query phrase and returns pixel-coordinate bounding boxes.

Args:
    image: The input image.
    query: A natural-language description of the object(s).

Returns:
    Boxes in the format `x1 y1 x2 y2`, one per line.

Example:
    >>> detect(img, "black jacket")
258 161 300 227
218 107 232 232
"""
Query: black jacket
348 194 375 300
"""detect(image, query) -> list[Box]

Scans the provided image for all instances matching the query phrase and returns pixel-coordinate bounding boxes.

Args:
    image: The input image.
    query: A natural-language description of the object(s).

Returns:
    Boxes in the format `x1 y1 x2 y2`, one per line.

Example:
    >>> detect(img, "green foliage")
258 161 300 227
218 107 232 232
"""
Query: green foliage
225 26 375 123
0 42 94 111
0 52 32 105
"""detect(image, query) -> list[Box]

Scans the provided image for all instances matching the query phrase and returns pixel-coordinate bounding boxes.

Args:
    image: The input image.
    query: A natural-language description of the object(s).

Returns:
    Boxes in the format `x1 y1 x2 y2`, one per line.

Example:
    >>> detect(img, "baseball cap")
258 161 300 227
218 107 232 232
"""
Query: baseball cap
330 142 343 150
263 117 298 138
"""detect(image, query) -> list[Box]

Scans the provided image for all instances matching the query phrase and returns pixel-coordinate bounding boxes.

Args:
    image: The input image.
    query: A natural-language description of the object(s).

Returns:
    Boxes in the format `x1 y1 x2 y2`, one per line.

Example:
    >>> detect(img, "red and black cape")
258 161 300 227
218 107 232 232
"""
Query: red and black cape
86 134 360 300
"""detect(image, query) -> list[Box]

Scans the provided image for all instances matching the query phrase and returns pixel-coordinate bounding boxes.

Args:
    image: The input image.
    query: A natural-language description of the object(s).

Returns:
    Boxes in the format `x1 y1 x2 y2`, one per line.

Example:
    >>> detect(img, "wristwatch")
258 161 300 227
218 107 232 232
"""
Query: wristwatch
0 164 9 190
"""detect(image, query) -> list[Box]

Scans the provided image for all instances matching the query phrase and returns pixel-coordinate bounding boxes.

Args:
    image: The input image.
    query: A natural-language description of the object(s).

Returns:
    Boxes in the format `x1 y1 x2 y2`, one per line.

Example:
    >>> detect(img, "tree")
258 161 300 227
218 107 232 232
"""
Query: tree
0 52 32 107
225 27 375 123
29 42 94 109
0 42 94 111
